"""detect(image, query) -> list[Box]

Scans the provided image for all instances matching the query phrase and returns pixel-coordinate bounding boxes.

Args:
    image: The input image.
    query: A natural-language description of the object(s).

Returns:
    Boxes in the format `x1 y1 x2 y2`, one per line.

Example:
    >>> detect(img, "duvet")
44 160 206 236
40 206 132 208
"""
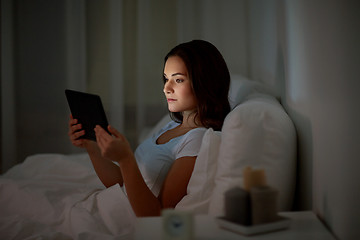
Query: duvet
0 153 136 240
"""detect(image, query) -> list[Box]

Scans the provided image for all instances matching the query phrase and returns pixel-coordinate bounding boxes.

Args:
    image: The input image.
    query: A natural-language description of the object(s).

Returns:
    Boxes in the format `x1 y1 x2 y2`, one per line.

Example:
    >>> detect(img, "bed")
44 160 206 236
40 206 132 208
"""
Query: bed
0 75 297 239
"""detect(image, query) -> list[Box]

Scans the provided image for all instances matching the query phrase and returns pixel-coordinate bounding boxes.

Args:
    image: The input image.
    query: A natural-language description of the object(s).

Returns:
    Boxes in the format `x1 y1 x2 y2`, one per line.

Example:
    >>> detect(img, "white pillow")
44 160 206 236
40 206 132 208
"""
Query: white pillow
208 93 296 217
229 74 277 108
175 129 221 214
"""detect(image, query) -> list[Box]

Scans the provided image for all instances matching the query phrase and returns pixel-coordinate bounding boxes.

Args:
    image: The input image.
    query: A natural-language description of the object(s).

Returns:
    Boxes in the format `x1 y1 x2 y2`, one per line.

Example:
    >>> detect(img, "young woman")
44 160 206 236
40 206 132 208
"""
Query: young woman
68 40 231 217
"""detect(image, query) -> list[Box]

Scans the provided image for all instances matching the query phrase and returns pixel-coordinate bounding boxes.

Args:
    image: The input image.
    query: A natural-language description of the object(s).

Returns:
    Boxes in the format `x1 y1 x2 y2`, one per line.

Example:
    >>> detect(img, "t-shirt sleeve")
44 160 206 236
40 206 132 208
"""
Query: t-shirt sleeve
174 129 207 159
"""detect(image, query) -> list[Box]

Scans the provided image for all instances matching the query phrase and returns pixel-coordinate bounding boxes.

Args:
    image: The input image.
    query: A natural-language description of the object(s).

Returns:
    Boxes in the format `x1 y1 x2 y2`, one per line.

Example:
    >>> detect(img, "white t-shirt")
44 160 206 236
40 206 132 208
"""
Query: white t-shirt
134 121 207 196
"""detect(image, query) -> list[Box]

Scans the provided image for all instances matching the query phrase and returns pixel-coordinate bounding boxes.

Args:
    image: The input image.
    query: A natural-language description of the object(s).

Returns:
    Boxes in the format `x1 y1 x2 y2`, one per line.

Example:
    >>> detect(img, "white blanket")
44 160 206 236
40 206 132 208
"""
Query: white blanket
0 153 136 240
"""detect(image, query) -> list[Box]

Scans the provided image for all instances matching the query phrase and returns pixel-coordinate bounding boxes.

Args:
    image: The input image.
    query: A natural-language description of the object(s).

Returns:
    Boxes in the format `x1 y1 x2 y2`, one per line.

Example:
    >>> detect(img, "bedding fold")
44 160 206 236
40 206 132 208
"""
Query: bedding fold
0 154 136 240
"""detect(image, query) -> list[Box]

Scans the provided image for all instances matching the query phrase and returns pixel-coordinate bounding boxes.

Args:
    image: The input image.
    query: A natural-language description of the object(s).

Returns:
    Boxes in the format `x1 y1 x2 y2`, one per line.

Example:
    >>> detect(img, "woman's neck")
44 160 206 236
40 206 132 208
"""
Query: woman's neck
180 112 201 129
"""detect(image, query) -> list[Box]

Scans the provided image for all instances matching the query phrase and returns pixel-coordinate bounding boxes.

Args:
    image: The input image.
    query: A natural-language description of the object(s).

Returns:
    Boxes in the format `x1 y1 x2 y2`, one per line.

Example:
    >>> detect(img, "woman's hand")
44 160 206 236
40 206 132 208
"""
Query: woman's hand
68 114 87 148
68 115 98 151
94 125 133 163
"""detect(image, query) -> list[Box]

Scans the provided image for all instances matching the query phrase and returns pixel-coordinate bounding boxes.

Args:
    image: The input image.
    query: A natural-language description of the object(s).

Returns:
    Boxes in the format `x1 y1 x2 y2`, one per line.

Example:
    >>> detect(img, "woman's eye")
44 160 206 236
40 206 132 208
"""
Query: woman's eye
175 79 184 83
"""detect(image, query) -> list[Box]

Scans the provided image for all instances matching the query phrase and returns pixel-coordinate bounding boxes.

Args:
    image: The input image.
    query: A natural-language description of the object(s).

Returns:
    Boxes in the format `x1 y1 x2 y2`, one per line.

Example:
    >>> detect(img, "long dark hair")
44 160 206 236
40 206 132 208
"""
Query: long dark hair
163 40 230 131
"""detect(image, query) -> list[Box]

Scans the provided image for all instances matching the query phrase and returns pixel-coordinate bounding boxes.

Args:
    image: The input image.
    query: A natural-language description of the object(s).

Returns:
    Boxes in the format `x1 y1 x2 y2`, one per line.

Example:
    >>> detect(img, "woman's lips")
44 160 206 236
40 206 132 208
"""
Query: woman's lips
167 98 176 102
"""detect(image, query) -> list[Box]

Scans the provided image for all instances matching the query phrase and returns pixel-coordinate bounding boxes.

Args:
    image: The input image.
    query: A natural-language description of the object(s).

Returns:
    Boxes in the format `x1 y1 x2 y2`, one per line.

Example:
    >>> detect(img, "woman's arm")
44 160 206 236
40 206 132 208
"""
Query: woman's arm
86 142 124 188
120 155 195 216
119 156 162 216
94 125 196 217
158 156 196 208
68 115 123 187
95 125 161 216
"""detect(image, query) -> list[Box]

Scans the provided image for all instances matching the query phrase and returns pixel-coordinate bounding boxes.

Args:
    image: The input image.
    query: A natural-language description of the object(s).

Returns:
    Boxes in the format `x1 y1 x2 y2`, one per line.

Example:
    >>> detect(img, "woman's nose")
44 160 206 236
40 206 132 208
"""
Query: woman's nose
163 81 173 94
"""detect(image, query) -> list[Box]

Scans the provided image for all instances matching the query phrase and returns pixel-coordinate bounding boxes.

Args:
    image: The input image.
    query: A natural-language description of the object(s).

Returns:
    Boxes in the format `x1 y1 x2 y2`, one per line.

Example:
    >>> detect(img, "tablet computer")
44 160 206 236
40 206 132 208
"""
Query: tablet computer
65 89 110 141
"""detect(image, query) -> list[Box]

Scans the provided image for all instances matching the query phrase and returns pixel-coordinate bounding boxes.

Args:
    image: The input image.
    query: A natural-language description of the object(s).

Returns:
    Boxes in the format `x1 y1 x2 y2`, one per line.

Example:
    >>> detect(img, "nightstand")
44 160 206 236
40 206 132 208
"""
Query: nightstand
134 211 335 240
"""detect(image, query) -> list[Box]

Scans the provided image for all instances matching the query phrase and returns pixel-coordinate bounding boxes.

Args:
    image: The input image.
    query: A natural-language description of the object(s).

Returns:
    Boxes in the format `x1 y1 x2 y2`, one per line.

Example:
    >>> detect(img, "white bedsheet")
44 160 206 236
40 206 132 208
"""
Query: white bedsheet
0 153 136 240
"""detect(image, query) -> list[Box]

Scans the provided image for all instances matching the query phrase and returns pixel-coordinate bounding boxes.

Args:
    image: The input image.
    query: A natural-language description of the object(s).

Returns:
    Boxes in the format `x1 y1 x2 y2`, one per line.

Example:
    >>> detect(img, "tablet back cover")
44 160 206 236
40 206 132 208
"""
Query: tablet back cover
65 89 109 141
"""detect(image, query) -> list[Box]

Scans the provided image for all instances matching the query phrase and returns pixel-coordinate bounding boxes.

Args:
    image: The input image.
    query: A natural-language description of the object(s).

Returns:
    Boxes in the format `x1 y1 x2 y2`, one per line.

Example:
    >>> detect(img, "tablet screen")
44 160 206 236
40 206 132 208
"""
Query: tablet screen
65 89 110 141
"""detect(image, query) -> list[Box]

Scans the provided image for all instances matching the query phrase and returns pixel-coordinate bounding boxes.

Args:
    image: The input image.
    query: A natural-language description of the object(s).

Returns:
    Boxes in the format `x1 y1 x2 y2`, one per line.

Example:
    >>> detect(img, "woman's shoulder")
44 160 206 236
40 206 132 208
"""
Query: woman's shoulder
173 127 208 159
155 120 180 137
184 126 208 139
177 126 208 146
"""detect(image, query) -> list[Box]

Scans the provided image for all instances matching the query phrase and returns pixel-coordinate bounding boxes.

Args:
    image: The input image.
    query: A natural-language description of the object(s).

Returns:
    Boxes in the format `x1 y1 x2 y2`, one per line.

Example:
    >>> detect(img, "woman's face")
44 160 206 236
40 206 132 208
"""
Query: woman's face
163 56 197 115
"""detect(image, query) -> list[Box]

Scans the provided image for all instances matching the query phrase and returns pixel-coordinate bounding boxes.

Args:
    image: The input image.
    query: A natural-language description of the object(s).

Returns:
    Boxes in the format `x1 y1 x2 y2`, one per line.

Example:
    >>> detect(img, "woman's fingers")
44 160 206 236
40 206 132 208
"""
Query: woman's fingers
69 115 77 125
95 125 113 141
72 139 84 147
72 129 85 140
68 115 86 148
68 117 79 133
68 123 83 136
108 125 122 138
94 125 123 159
94 126 108 148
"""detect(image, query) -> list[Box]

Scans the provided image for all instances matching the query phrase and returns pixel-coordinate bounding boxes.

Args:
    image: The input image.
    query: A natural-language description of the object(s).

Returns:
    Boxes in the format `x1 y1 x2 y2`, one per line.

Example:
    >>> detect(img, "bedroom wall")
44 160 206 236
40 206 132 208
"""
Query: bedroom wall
248 1 360 239
286 2 360 239
5 0 74 165
0 0 125 170
247 0 313 211
132 0 178 144
1 0 17 172
176 0 248 76
2 1 359 238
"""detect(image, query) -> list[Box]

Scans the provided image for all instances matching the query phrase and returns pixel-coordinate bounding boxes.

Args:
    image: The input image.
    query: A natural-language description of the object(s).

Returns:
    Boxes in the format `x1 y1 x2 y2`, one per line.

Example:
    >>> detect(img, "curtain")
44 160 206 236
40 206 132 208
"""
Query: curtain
1 0 248 172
